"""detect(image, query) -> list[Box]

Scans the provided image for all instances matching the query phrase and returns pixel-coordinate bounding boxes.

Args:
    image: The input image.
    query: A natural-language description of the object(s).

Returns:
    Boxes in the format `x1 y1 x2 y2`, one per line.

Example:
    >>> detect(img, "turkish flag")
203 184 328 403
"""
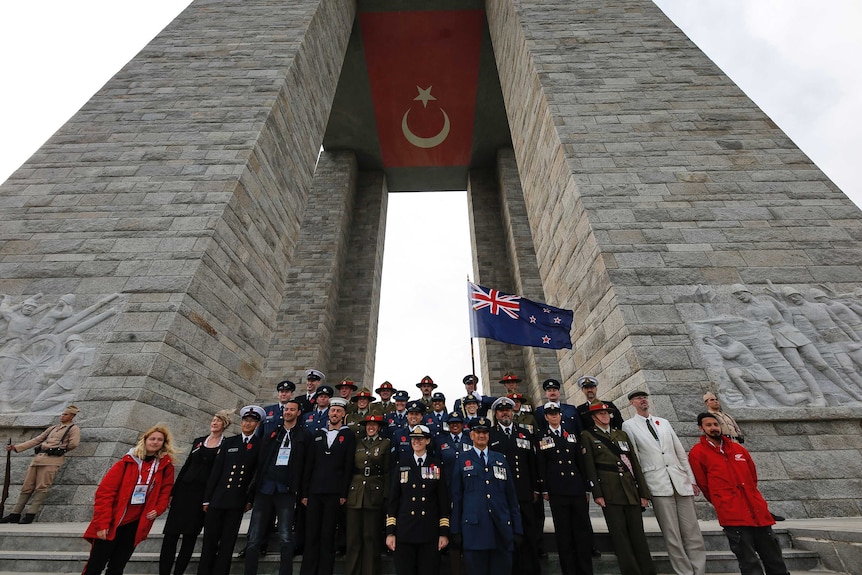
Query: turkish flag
360 10 483 168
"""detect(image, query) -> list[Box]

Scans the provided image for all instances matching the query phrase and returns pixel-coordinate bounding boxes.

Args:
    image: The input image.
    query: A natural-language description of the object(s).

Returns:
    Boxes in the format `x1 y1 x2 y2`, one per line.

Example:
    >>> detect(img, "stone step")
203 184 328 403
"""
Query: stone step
0 548 828 575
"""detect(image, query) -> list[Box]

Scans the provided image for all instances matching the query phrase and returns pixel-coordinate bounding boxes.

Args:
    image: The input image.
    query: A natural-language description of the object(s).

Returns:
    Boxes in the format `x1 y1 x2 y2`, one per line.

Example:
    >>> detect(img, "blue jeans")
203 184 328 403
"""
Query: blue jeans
244 491 297 575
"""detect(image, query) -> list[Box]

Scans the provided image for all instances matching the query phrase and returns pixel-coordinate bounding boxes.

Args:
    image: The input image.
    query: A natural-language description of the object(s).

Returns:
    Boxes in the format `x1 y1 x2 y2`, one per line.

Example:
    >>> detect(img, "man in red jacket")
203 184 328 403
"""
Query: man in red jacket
688 413 789 575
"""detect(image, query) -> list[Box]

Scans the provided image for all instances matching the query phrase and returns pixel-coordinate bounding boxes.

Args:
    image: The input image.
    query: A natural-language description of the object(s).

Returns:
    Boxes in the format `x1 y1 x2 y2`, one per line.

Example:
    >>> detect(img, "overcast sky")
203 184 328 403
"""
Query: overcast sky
1 1 860 405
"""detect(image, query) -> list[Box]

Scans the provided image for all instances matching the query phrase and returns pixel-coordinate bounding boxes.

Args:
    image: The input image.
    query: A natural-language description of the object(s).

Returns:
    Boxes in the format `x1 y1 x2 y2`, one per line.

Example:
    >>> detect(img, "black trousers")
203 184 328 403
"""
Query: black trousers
300 494 341 575
724 526 789 575
548 494 593 575
82 520 139 575
394 540 440 575
197 506 244 575
514 498 542 574
159 532 199 575
463 548 512 575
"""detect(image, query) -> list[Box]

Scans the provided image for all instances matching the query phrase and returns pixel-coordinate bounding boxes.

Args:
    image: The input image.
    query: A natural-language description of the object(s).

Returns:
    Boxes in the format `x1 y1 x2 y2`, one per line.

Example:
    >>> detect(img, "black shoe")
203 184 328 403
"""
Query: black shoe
237 548 247 558
0 513 21 524
260 543 268 557
19 514 35 524
591 547 602 558
771 513 786 522
293 547 304 558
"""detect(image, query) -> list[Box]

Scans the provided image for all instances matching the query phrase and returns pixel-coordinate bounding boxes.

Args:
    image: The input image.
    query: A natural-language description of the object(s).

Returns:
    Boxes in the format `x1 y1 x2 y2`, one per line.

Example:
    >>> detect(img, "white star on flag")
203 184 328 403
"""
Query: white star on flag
529 316 536 323
542 335 551 344
414 86 436 108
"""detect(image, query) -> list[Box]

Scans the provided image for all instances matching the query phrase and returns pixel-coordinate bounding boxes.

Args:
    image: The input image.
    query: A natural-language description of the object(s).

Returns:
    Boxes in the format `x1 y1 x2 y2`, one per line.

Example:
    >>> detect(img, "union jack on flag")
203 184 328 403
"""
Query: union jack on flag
468 282 574 349
470 284 521 319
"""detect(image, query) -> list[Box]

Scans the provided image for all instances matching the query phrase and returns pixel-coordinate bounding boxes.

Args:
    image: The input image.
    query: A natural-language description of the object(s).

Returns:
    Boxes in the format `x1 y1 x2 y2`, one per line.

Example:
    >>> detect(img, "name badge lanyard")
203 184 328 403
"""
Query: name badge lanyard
131 458 159 505
276 430 292 466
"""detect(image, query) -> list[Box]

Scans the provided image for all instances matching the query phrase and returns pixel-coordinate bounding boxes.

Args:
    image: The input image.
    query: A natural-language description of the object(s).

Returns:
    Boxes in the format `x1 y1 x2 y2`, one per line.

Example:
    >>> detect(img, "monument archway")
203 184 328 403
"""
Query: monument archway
1 0 862 521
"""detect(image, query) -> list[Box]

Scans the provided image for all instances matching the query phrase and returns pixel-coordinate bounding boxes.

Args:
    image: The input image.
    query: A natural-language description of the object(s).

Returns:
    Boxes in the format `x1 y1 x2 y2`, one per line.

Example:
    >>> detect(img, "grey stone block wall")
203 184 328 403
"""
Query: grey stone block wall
487 0 862 516
0 0 355 519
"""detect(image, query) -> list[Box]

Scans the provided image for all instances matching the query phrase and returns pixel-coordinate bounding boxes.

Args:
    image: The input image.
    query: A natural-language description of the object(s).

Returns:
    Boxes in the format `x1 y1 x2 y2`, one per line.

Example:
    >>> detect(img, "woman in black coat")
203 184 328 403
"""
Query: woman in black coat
158 409 232 575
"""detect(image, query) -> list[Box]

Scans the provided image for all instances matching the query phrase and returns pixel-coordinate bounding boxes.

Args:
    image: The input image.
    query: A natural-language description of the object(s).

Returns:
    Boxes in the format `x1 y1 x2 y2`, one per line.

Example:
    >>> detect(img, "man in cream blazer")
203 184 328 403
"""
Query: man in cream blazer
622 391 706 575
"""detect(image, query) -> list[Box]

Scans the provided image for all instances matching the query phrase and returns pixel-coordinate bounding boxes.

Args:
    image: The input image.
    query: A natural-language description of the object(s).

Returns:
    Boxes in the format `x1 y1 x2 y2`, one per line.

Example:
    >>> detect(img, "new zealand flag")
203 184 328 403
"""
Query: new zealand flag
468 282 574 349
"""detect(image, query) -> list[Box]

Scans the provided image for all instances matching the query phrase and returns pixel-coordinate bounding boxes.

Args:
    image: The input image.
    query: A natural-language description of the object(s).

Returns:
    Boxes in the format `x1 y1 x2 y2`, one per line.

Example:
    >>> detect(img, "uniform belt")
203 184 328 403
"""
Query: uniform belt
596 462 626 474
356 466 383 477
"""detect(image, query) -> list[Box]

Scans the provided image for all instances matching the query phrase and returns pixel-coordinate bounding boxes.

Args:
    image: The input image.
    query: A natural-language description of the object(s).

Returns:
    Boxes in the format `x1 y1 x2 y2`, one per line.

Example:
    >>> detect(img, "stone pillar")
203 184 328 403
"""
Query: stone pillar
259 151 359 398
487 0 862 517
329 171 388 388
496 149 564 403
0 0 355 520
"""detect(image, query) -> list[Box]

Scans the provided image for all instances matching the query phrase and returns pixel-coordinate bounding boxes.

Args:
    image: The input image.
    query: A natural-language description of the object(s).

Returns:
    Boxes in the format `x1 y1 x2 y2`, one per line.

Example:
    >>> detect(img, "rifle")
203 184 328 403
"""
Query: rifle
1 438 10 517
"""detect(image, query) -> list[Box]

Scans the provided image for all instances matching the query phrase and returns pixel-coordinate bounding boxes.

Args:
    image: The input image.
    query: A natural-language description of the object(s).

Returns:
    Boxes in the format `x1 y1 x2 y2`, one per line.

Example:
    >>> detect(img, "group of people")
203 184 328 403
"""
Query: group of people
0 369 790 575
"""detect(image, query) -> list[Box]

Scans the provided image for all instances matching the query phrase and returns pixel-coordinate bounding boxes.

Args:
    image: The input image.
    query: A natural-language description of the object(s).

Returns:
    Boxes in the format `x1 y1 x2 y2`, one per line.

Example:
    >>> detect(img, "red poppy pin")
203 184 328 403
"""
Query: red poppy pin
338 436 344 443
246 442 253 450
563 431 569 438
465 459 471 467
518 433 524 439
655 420 660 426
268 410 273 416
270 431 277 439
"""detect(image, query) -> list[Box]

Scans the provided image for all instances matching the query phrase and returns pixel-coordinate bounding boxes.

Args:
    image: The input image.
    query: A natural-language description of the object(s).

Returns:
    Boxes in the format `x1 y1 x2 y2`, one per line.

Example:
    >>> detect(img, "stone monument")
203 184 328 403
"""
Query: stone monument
1 0 861 520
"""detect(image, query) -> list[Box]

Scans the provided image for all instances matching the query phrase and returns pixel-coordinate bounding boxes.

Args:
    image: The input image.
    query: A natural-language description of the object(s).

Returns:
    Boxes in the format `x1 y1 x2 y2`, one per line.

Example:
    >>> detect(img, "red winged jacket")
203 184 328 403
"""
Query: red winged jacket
83 450 175 545
688 436 774 527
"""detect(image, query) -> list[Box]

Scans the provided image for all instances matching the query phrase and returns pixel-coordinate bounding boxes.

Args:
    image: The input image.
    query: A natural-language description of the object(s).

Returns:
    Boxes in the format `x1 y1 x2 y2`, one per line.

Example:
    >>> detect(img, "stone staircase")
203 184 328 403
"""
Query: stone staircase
0 517 843 575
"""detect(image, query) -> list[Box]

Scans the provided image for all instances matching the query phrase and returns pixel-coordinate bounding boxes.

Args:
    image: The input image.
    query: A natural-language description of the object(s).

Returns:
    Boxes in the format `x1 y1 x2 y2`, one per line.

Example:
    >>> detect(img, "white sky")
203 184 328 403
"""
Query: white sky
1 1 860 404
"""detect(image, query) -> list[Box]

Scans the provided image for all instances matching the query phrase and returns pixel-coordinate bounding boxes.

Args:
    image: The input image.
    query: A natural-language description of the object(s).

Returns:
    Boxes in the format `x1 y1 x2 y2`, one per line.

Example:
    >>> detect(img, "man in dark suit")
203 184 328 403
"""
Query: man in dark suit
197 405 264 575
536 401 595 575
245 399 311 575
300 397 356 575
450 417 523 575
434 411 472 575
575 375 623 431
385 424 449 575
488 397 542 574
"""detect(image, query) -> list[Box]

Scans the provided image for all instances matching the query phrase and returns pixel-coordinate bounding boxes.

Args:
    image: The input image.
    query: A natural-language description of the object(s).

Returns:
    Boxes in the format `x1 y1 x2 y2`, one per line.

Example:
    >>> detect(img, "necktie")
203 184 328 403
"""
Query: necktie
453 435 459 445
418 457 423 467
480 451 486 466
555 429 560 437
243 437 249 444
646 418 659 441
505 427 511 438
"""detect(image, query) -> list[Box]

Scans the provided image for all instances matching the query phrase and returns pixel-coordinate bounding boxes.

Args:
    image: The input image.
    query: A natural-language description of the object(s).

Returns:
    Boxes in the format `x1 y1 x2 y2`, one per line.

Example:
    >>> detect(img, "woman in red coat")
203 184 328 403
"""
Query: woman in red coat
82 424 177 575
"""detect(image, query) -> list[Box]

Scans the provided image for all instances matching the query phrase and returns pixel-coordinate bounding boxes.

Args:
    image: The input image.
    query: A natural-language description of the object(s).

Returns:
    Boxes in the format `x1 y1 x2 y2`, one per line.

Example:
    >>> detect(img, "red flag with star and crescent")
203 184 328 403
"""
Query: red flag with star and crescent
359 10 483 168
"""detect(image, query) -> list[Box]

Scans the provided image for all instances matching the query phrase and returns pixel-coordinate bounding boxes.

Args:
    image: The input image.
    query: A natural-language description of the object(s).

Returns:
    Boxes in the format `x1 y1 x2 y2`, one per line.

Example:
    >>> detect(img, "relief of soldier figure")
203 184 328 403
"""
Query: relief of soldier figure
689 282 862 409
0 293 120 414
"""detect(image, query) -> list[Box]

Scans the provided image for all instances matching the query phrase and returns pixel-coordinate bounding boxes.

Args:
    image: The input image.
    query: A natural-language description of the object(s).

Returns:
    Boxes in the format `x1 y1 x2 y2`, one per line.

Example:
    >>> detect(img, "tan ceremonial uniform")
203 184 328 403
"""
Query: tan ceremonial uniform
12 422 80 514
709 409 744 442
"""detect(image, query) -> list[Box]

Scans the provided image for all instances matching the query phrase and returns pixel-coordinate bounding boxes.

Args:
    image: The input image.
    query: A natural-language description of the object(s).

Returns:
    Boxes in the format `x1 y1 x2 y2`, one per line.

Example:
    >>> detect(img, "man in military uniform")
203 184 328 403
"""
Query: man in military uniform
535 378 582 435
416 375 437 406
489 397 542 573
245 399 312 575
386 425 449 575
392 400 429 467
536 402 594 575
453 374 493 417
345 415 390 575
259 379 296 438
300 397 355 575
345 387 377 431
297 369 325 414
336 378 358 413
426 392 448 435
383 390 410 439
575 376 623 431
371 381 396 416
702 392 745 443
1 404 80 524
433 411 472 575
581 403 655 575
499 372 534 411
451 417 523 575
198 405 264 575
302 385 333 432
509 393 537 434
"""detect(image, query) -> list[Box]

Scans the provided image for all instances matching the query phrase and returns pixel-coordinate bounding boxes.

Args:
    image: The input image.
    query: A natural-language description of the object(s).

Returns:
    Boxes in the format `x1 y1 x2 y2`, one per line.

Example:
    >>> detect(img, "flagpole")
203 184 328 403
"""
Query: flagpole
467 276 477 390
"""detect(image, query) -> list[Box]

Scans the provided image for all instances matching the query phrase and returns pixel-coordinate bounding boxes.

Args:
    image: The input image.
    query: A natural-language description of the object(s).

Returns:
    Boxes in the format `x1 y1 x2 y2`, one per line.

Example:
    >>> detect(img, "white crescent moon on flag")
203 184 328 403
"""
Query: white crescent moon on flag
401 107 450 148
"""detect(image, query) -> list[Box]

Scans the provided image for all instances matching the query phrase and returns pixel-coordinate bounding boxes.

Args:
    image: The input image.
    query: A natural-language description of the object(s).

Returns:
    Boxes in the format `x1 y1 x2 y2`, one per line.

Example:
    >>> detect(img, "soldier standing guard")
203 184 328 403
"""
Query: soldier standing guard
197 405 264 575
581 403 655 575
1 404 80 524
385 425 449 575
345 415 391 575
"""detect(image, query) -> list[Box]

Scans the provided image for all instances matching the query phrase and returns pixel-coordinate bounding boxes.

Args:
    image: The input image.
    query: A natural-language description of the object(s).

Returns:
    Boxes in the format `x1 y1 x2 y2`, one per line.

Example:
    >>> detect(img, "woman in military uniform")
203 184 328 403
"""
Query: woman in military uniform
581 402 655 575
345 414 391 575
386 425 449 575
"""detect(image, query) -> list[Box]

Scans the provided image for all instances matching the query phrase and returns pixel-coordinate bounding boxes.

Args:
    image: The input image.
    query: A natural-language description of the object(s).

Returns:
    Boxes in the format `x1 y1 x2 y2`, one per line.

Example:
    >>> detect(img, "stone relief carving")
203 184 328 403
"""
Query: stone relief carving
686 283 862 408
0 293 120 414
